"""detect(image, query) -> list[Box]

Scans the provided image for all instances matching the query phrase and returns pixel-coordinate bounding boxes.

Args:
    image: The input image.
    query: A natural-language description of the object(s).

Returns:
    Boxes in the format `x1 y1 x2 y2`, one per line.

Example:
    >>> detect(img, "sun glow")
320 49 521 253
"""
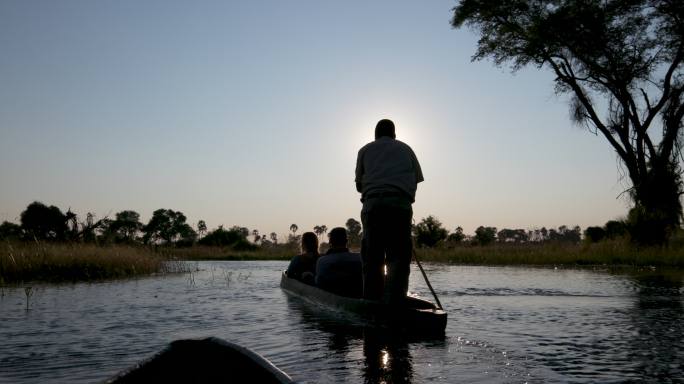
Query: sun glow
342 93 431 153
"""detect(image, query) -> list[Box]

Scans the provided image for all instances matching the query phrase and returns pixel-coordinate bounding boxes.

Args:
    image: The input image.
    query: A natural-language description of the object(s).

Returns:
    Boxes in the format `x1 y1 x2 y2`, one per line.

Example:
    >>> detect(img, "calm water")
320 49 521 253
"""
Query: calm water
1 261 683 383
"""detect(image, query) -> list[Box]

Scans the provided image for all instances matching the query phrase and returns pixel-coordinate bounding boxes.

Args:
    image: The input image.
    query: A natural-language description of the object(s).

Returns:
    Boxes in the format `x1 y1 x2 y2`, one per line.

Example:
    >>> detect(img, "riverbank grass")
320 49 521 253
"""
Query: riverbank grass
165 245 294 261
416 240 684 268
3 237 682 284
169 239 684 268
0 242 167 284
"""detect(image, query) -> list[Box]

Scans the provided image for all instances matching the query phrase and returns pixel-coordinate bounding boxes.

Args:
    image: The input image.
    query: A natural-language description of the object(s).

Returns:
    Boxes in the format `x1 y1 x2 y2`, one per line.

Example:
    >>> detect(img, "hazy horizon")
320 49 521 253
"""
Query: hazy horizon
0 0 632 240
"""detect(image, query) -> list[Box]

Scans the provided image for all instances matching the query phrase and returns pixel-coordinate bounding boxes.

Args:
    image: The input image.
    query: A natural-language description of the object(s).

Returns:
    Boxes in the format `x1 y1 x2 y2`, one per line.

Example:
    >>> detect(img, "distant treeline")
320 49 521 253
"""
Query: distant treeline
410 216 627 248
1 201 630 250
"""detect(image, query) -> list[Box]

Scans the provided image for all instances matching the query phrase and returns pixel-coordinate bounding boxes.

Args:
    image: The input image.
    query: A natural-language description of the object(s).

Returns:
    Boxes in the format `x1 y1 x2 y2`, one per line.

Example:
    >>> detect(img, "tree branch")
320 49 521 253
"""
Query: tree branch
662 91 684 160
546 57 631 164
640 88 652 111
619 86 649 177
642 46 683 136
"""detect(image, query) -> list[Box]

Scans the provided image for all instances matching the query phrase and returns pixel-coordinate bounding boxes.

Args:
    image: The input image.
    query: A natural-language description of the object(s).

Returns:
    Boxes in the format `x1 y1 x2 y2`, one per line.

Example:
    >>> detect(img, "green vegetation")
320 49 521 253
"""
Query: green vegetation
410 215 683 268
164 232 684 268
165 245 293 261
143 237 684 269
1 200 683 284
0 242 170 284
415 239 684 268
413 216 448 247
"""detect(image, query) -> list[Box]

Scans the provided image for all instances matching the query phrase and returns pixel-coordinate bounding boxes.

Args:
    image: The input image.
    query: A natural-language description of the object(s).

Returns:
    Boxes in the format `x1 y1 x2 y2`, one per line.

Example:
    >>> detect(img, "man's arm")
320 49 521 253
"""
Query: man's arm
355 149 364 193
410 147 424 183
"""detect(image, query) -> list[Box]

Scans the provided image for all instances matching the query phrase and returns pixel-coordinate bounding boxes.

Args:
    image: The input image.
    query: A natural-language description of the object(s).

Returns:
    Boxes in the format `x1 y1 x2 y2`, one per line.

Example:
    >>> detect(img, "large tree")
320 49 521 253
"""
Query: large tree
107 210 143 243
20 201 68 240
452 0 684 244
143 209 196 245
413 216 449 247
0 221 22 240
474 226 497 246
345 218 362 246
198 226 246 247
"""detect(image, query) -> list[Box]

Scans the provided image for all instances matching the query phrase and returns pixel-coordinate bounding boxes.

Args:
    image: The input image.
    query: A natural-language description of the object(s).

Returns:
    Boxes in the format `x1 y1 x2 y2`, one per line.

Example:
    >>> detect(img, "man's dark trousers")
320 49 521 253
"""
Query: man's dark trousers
361 196 412 305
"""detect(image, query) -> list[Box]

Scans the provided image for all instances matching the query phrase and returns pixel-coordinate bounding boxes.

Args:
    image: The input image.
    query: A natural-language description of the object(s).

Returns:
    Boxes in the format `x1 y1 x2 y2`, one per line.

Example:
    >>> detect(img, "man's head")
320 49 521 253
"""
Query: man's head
328 227 348 249
375 119 396 139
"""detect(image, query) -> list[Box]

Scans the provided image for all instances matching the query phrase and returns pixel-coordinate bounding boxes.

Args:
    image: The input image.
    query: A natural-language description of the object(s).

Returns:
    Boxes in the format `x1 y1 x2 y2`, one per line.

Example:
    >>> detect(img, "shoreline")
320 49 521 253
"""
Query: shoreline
2 241 682 284
169 241 684 268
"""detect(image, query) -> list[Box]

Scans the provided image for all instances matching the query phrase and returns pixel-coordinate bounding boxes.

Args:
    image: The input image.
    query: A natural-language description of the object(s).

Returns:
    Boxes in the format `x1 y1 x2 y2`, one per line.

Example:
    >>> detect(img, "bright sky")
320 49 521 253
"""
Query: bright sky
0 0 630 239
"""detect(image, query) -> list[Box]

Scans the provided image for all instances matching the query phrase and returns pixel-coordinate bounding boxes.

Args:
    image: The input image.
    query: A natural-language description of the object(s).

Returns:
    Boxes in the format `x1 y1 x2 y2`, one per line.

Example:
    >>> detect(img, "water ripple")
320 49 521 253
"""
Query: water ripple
0 261 682 383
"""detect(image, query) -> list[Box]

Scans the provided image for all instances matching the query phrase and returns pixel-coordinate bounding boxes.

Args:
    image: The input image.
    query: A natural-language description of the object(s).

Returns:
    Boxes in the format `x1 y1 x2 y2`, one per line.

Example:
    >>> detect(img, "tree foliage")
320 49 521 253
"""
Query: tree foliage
227 226 249 239
413 216 449 247
447 226 466 244
197 220 207 238
20 201 68 240
108 210 143 243
474 226 497 246
313 225 328 240
198 226 246 247
547 225 582 244
345 218 362 246
604 219 628 239
0 221 22 240
584 226 606 243
497 228 529 243
452 0 684 244
586 219 628 242
143 209 196 245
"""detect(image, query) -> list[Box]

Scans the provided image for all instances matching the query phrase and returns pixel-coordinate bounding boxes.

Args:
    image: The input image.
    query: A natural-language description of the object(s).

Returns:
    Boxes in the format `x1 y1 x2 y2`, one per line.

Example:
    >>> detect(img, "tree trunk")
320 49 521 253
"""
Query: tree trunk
628 156 683 245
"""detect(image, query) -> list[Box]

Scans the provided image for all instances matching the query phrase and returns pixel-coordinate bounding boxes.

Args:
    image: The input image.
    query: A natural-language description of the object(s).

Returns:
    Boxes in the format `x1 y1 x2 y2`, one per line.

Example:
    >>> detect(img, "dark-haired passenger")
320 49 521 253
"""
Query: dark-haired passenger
286 232 319 285
315 227 363 298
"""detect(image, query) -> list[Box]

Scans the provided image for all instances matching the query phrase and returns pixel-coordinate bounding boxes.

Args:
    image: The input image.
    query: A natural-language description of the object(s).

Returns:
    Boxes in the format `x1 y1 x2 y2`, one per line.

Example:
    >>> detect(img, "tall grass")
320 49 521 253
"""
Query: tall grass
164 245 294 261
0 241 167 284
3 236 681 285
164 239 684 268
416 240 684 268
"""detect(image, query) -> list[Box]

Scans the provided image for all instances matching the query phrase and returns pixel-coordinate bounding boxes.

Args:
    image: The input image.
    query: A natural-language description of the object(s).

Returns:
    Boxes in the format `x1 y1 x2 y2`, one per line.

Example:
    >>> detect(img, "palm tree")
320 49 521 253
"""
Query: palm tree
313 225 323 240
197 220 207 239
289 224 298 236
270 232 277 244
252 229 260 243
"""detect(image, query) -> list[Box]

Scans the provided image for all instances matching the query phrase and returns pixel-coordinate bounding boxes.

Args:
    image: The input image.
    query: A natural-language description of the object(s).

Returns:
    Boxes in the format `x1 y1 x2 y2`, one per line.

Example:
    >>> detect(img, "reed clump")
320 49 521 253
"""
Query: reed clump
416 239 684 268
165 245 294 261
0 241 166 284
160 239 684 268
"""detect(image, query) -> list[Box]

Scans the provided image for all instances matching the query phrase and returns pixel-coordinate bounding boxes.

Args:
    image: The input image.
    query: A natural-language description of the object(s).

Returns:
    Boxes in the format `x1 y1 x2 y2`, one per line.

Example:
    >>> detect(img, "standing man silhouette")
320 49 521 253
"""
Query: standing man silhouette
355 119 423 305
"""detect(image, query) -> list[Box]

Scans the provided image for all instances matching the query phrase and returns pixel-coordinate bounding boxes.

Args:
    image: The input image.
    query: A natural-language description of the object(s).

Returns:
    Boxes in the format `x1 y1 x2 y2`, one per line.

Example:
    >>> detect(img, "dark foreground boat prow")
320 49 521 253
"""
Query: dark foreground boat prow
106 337 295 384
280 271 447 336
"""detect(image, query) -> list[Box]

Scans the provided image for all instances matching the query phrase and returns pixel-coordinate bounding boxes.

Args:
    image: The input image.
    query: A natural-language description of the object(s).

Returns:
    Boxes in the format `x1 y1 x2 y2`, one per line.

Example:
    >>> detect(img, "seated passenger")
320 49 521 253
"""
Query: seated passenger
315 227 363 298
286 232 319 285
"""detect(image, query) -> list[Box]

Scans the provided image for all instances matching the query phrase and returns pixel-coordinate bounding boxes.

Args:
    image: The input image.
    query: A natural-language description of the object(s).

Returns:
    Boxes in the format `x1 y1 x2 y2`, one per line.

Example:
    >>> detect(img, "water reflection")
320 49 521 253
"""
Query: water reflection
627 271 684 380
284 295 444 383
362 331 412 384
5 262 683 383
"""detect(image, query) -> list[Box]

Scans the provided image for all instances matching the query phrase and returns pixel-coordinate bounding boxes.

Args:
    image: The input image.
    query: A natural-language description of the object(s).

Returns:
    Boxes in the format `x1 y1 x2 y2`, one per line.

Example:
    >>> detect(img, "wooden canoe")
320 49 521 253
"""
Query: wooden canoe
106 337 295 384
280 271 447 336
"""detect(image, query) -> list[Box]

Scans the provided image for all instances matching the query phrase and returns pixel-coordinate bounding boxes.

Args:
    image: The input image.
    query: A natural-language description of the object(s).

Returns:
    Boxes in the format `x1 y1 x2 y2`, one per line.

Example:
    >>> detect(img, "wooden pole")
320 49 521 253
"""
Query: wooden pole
412 248 443 310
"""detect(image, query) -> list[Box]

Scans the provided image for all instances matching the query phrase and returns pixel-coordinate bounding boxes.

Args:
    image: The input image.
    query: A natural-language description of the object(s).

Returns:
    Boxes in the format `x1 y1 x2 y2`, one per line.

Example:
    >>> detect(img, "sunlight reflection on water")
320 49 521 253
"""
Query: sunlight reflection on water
0 261 682 383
